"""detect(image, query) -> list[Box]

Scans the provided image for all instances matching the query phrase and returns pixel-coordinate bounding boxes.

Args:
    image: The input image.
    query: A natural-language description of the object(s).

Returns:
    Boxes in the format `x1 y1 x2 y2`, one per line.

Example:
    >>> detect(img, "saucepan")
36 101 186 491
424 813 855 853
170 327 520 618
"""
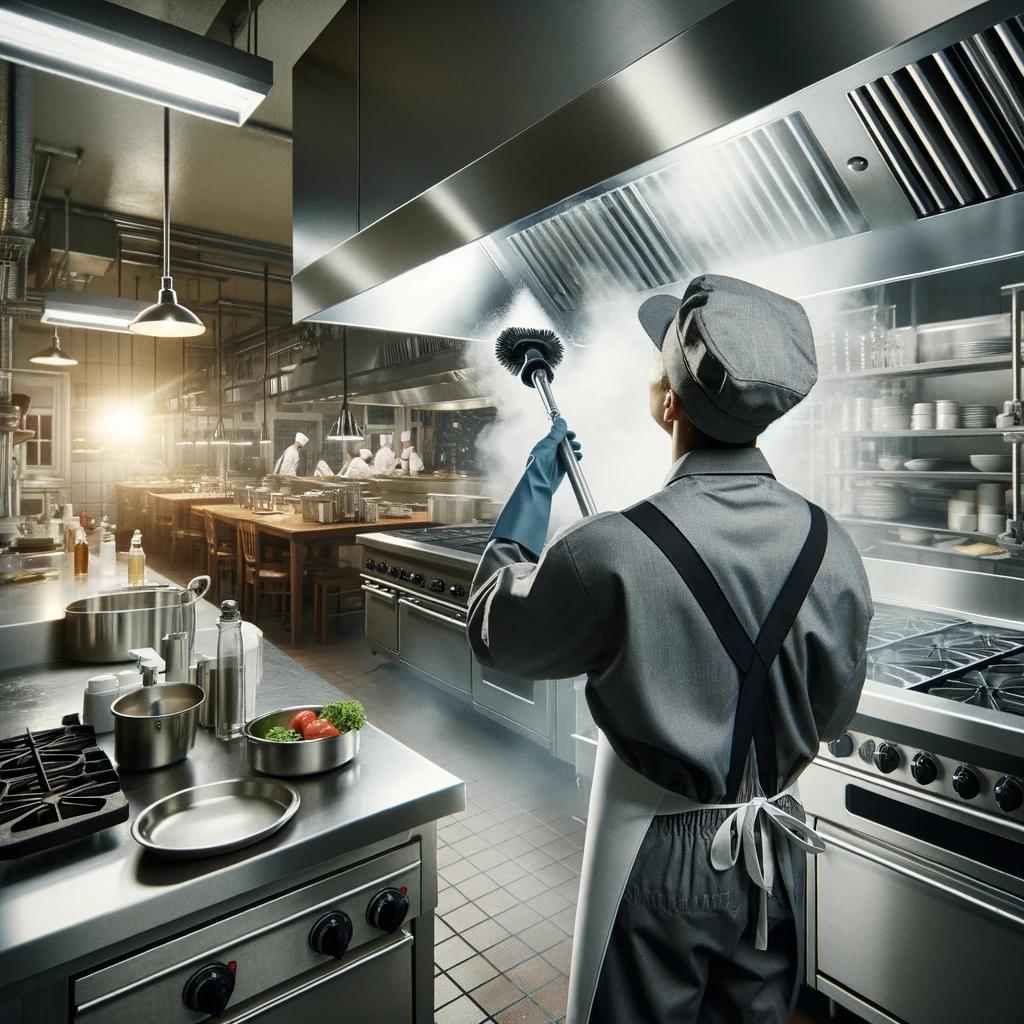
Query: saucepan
112 682 204 771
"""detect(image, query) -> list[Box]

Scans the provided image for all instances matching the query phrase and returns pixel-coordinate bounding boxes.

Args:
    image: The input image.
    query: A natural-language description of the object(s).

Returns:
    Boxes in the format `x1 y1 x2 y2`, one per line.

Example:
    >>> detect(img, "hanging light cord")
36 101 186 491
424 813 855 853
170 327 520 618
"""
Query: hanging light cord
162 107 170 281
263 263 269 429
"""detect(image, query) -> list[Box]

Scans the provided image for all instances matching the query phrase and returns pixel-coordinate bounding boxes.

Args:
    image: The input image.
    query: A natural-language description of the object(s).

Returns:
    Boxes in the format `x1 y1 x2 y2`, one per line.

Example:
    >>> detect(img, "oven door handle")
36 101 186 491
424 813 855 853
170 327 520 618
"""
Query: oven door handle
225 931 414 1022
361 583 398 606
822 831 1024 928
399 597 467 631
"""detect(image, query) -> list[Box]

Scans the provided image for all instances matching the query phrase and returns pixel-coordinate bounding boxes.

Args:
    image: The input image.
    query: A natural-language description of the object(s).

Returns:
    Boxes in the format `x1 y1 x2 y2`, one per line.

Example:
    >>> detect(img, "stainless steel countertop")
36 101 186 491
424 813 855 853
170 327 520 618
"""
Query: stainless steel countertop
0 632 464 991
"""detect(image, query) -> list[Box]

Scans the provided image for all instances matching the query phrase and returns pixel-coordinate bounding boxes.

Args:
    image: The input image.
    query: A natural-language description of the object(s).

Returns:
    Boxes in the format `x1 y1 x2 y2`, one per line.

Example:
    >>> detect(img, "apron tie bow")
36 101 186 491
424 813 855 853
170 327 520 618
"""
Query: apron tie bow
708 792 826 951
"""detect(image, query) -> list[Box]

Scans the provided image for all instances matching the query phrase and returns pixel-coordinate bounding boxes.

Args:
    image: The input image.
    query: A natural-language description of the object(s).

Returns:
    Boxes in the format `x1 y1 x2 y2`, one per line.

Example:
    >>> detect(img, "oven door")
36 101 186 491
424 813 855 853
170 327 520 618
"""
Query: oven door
472 660 550 742
397 596 472 696
362 578 399 653
223 932 413 1023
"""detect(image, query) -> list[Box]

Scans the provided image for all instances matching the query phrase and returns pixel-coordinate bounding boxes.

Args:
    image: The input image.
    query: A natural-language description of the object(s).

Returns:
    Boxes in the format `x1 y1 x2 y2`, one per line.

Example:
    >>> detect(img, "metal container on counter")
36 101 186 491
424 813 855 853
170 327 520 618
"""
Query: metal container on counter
301 493 342 523
253 488 275 512
427 493 489 525
244 705 360 776
112 682 204 770
233 485 250 507
64 576 210 663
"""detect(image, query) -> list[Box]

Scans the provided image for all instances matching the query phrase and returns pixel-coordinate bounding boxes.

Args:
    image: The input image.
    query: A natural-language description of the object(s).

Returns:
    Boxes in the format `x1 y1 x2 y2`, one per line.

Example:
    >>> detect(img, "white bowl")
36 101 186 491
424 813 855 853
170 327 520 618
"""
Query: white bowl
976 483 1005 510
904 459 942 471
897 526 932 544
936 416 961 430
878 457 905 471
978 512 1006 536
948 498 977 514
936 401 960 412
947 513 978 532
969 455 1012 473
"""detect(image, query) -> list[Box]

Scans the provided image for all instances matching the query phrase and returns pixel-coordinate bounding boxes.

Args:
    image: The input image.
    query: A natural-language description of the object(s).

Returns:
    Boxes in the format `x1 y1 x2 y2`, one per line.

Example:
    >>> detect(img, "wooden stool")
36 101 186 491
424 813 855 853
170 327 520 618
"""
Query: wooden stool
239 521 291 626
203 511 236 604
312 569 364 643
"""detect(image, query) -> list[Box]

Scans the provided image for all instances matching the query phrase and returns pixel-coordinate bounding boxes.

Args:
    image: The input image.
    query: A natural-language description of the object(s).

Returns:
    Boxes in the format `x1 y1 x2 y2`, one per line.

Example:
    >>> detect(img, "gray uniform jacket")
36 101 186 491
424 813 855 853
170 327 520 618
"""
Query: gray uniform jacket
468 447 873 803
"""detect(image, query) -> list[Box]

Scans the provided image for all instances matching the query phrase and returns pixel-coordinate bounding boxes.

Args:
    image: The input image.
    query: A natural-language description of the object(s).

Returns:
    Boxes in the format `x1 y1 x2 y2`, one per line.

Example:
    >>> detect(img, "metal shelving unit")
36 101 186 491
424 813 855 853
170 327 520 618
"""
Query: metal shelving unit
837 515 1005 543
825 470 1010 481
819 353 1012 383
824 428 1003 438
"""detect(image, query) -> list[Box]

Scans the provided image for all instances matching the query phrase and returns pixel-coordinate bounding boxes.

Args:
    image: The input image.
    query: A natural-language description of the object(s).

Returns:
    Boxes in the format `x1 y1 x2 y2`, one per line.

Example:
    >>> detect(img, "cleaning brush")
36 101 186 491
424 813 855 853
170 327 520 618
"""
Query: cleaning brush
494 326 597 517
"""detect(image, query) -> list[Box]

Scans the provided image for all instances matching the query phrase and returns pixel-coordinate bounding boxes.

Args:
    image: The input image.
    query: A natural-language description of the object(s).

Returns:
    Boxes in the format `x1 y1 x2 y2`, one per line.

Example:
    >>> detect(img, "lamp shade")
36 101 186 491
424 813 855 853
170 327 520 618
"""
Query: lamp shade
326 404 363 442
129 277 205 337
29 330 77 366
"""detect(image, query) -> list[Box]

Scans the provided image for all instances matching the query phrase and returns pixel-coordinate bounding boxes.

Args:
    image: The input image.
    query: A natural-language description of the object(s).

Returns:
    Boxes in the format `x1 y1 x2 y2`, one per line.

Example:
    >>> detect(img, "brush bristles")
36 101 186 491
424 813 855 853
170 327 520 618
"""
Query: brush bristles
494 326 564 376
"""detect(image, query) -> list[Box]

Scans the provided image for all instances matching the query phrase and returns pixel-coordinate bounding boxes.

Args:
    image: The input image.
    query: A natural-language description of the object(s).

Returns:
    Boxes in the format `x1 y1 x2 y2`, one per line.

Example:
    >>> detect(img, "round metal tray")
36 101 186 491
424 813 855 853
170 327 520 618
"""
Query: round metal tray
131 778 300 858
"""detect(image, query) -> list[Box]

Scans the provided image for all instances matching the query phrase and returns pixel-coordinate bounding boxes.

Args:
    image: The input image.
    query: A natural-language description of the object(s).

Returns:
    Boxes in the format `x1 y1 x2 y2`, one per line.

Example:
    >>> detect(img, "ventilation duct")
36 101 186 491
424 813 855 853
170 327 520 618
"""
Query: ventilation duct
850 12 1024 217
504 113 866 313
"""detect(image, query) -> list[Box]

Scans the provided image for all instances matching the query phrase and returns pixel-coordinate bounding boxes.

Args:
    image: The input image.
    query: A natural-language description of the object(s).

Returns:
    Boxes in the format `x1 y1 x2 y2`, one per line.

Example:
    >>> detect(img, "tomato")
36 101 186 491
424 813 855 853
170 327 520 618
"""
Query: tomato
288 709 318 733
303 718 341 740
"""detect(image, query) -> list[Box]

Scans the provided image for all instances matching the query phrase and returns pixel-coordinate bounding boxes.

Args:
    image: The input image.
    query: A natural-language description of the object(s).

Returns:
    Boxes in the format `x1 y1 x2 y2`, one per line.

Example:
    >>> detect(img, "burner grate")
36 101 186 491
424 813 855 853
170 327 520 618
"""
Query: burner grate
0 724 129 858
930 672 1024 716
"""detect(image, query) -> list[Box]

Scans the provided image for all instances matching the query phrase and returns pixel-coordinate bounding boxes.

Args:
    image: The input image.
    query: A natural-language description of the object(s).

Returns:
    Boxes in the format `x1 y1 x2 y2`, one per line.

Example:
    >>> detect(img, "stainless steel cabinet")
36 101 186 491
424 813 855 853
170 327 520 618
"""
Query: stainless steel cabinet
363 582 399 654
397 596 472 696
472 661 551 743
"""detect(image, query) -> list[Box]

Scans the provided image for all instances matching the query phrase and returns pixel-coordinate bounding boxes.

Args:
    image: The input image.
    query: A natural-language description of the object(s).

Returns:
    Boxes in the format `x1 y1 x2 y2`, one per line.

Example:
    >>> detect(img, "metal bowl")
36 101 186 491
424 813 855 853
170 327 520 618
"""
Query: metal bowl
244 705 361 777
112 683 204 771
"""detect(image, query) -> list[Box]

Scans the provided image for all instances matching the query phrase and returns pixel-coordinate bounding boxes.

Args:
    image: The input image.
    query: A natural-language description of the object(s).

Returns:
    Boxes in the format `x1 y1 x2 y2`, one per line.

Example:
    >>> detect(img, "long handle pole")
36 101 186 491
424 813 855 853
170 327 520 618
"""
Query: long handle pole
531 368 598 517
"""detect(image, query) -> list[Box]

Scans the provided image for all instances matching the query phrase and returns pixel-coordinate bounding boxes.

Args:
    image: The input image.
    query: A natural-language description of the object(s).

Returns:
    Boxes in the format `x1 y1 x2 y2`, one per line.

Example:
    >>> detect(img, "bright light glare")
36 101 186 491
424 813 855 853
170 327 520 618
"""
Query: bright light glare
0 9 265 125
103 406 148 437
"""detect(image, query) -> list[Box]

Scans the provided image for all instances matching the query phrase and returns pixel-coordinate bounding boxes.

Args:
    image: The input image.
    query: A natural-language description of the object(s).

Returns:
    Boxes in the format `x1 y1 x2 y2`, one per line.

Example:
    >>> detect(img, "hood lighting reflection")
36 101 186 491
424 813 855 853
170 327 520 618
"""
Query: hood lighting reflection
29 329 77 366
42 291 150 333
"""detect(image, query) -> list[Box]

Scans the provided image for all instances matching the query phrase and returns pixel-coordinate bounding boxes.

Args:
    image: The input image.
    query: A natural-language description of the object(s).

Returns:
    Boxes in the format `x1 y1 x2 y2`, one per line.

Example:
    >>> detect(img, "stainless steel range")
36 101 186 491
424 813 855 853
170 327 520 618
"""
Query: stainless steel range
801 559 1024 1024
357 526 570 755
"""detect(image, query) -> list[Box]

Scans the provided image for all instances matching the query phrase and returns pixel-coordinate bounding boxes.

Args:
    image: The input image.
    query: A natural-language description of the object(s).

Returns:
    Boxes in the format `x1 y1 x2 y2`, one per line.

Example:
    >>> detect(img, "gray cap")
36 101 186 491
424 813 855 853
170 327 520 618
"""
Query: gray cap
638 274 816 443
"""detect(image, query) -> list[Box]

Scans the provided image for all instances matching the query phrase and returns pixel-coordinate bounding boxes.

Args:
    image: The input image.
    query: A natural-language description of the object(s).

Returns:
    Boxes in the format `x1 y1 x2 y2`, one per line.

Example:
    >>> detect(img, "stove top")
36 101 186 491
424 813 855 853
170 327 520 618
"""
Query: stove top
866 605 967 651
387 525 494 556
0 722 129 859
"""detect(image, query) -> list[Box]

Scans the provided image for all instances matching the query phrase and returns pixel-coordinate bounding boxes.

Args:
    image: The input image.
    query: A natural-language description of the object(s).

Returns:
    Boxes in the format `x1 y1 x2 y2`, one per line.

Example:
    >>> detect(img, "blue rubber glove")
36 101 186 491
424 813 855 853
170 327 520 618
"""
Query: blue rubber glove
490 418 583 558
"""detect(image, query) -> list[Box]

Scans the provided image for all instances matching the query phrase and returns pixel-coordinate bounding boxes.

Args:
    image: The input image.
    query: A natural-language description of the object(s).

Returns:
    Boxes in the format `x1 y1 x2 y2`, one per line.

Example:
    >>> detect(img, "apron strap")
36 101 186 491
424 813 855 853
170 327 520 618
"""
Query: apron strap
622 501 828 800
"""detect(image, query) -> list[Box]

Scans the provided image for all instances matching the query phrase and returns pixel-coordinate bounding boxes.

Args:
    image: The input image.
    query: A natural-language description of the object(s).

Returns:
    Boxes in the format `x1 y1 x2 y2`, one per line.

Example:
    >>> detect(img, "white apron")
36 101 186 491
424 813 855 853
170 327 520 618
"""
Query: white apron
566 733 825 1024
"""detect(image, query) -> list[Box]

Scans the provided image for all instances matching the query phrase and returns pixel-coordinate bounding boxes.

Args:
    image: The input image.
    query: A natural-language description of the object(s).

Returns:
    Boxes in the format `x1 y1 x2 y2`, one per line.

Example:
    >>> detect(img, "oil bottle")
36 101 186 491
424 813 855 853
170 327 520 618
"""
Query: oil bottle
73 526 89 577
127 530 146 587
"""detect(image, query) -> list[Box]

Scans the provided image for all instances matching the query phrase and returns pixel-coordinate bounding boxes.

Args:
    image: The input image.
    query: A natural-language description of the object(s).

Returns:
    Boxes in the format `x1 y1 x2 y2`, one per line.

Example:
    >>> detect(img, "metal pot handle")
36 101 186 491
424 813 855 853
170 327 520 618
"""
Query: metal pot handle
181 575 211 606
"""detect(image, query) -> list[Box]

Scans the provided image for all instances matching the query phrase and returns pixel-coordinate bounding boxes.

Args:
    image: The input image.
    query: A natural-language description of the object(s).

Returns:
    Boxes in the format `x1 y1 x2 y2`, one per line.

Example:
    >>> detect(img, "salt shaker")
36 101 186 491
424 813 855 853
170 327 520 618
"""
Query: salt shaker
215 599 245 740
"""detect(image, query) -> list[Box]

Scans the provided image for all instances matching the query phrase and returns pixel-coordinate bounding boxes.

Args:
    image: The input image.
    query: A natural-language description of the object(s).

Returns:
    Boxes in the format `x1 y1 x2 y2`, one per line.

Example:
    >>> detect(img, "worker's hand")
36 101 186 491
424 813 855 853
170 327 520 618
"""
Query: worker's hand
490 419 583 559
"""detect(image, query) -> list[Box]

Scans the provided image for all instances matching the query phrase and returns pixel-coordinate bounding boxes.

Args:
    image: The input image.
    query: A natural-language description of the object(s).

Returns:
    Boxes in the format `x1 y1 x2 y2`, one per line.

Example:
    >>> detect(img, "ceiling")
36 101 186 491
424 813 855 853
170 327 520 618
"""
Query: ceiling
31 0 346 246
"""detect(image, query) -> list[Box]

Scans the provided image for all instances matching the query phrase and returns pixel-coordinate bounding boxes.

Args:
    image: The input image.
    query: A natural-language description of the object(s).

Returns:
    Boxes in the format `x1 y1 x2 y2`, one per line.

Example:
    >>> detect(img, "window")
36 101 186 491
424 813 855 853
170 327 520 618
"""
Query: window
24 412 53 468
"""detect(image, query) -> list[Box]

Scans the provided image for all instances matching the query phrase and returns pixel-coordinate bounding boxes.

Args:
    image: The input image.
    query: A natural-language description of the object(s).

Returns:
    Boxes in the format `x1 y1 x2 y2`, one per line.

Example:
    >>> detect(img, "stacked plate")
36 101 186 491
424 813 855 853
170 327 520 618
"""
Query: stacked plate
911 402 935 430
962 404 997 428
855 484 911 520
935 400 960 429
953 335 1012 360
872 398 910 431
976 482 1006 536
948 493 977 533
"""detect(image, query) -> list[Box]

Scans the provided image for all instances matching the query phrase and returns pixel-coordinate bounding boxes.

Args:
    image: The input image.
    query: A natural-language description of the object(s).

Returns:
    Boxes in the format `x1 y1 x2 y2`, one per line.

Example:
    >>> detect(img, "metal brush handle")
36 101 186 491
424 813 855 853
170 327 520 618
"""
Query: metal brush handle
531 368 598 517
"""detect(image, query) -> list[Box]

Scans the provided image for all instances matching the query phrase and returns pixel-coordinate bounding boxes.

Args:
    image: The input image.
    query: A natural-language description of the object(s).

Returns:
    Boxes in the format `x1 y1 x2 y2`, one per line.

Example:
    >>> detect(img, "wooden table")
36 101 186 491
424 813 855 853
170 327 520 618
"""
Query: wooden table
194 505 434 641
148 492 234 558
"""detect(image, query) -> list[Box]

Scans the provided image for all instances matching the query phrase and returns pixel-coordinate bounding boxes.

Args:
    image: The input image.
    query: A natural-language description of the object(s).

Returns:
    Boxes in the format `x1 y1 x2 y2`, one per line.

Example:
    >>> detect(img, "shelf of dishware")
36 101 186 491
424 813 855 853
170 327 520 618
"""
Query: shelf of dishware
837 515 1005 543
818 353 1014 384
824 470 1011 481
823 428 1004 438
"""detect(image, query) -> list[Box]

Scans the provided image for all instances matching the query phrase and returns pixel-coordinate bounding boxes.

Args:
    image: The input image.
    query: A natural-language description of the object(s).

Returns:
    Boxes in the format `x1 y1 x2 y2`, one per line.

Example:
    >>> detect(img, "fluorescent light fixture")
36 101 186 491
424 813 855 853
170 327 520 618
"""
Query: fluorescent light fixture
0 0 272 126
30 329 77 366
42 290 149 333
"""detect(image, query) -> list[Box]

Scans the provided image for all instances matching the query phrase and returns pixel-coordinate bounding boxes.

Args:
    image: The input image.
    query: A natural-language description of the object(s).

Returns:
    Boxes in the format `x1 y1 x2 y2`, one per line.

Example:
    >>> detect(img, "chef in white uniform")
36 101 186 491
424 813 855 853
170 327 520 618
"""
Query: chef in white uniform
343 448 374 479
272 432 308 477
372 434 395 474
468 275 873 1024
392 430 424 475
313 459 334 478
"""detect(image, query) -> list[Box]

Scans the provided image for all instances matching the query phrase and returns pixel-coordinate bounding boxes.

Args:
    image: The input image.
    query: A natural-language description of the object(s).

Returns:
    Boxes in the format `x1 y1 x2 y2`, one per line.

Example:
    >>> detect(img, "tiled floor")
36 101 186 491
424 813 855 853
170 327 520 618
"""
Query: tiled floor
156 556 863 1023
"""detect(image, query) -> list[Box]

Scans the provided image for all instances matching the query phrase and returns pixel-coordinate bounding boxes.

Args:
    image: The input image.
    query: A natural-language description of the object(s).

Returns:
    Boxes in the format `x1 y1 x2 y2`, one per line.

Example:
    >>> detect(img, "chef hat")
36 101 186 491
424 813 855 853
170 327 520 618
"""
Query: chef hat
400 430 412 442
295 431 310 446
379 434 389 445
359 448 372 459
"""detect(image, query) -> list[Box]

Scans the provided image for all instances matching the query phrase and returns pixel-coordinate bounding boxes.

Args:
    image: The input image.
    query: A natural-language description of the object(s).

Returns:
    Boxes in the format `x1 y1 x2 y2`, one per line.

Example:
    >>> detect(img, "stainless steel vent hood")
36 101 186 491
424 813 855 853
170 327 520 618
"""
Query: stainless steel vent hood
293 0 1023 342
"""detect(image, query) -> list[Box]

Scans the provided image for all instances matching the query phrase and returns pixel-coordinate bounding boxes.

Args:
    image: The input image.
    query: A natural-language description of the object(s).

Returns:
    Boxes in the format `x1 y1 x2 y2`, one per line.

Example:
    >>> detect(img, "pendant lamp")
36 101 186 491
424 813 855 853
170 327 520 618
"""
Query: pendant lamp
30 328 77 366
326 332 363 442
210 284 229 444
259 264 273 444
130 108 205 337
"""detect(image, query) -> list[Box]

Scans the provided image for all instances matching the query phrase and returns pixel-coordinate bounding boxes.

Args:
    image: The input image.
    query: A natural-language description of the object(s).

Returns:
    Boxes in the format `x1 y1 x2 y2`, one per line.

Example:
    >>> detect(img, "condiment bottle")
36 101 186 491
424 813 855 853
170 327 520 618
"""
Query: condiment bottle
63 504 78 553
73 526 89 577
100 530 116 576
215 599 245 740
82 674 119 734
127 530 146 587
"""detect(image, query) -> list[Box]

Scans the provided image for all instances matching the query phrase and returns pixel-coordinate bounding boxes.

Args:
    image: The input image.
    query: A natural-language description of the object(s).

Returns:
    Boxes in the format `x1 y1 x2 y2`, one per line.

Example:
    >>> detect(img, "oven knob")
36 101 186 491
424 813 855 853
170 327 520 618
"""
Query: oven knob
428 579 445 593
367 887 410 933
952 765 981 800
378 562 391 575
449 584 466 599
183 962 235 1015
994 776 1024 813
408 573 425 586
388 565 401 578
872 743 900 774
857 739 875 764
910 753 938 786
309 910 354 959
399 569 409 580
827 734 854 758
366 559 376 570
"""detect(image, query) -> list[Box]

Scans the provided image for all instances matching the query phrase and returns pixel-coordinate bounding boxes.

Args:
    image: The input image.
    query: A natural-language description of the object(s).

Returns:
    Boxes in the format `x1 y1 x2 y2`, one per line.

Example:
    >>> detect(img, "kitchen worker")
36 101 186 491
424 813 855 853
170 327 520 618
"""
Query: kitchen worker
313 458 335 478
272 431 308 477
392 429 424 475
337 447 359 476
372 433 395 474
343 448 374 479
468 275 872 1024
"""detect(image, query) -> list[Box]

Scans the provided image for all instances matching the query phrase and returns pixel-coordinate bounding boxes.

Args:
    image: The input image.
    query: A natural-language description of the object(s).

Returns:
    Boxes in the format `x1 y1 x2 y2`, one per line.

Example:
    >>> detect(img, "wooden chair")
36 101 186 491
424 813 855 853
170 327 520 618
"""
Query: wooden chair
312 568 364 643
238 521 290 626
203 512 236 605
171 508 205 571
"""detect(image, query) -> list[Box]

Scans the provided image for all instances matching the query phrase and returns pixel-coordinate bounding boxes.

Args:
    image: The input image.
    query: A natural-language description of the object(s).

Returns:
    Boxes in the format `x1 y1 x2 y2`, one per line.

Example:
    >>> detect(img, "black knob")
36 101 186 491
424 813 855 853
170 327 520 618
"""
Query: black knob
399 569 409 580
378 562 390 575
428 579 445 593
309 911 354 959
873 743 900 774
857 739 876 764
994 776 1024 813
388 565 400 578
408 573 424 586
952 765 981 800
911 752 938 786
367 887 409 933
449 584 466 599
183 962 235 1015
366 559 376 570
827 734 854 758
